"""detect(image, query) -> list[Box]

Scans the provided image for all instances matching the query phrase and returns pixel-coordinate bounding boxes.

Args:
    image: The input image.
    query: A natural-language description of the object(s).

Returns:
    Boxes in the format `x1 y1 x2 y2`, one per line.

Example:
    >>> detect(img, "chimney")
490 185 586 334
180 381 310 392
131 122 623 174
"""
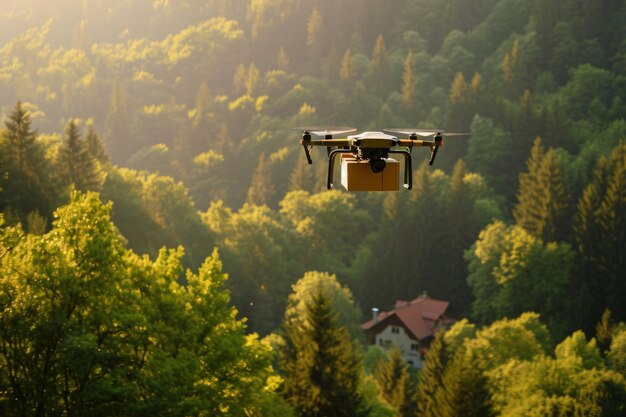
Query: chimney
371 307 379 322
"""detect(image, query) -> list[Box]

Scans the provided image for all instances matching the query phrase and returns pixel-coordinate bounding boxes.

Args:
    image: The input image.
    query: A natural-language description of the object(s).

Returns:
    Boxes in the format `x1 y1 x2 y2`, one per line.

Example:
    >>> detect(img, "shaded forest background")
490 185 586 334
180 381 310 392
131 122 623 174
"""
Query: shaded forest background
1 0 626 415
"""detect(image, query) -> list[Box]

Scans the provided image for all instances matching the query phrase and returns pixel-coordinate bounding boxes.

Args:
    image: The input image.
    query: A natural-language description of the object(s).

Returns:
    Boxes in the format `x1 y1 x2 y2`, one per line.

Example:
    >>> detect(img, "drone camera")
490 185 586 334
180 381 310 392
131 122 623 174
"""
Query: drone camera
370 158 387 173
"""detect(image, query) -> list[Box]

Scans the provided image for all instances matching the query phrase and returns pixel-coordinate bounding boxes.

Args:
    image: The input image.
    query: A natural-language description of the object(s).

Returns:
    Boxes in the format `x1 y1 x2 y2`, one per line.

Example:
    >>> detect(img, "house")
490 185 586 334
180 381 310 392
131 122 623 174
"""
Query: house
361 294 453 368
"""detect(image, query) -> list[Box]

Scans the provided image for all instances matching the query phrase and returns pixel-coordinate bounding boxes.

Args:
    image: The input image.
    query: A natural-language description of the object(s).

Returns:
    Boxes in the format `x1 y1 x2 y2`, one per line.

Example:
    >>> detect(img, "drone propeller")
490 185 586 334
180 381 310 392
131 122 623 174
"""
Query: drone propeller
384 128 470 139
383 128 442 138
293 126 358 137
440 132 471 137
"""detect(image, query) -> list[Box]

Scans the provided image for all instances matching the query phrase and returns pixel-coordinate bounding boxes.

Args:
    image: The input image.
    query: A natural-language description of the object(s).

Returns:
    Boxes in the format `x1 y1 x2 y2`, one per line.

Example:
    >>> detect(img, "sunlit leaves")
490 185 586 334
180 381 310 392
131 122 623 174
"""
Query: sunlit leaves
0 192 285 416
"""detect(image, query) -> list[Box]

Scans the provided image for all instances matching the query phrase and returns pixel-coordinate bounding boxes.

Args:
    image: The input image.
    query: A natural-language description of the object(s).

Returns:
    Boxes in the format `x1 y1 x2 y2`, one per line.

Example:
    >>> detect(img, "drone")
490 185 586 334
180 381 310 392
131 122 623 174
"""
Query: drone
295 126 468 191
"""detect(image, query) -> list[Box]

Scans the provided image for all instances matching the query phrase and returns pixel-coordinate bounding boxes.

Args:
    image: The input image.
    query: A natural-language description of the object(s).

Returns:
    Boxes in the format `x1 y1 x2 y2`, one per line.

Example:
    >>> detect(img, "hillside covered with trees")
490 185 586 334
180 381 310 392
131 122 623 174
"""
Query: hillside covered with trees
1 0 626 415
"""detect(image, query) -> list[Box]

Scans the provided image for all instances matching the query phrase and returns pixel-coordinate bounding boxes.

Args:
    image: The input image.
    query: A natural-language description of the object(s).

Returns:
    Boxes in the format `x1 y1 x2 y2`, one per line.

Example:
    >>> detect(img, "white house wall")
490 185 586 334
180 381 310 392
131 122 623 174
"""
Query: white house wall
374 324 423 368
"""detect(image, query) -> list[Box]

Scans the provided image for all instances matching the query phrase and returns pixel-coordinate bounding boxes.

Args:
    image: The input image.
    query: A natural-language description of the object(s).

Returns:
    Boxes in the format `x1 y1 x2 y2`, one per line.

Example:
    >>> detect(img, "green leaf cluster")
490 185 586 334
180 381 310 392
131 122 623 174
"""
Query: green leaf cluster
0 192 287 416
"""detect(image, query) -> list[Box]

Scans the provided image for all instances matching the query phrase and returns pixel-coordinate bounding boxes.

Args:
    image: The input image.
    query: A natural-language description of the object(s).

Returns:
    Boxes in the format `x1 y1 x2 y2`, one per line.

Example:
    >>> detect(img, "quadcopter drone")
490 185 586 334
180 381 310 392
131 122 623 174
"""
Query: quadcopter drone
295 126 467 191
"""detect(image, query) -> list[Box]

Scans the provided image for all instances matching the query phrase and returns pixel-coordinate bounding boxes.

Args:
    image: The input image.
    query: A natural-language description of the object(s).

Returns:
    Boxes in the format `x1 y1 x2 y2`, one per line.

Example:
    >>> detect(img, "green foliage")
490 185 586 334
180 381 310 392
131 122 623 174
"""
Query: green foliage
1 102 62 222
352 164 502 316
465 313 551 370
0 192 285 416
279 286 368 417
608 330 626 377
202 199 303 333
418 315 626 417
574 142 626 330
513 137 569 242
57 120 102 192
416 331 450 417
466 221 575 337
100 167 214 269
280 190 371 275
373 348 418 417
284 271 364 342
435 350 494 417
1 2 626 413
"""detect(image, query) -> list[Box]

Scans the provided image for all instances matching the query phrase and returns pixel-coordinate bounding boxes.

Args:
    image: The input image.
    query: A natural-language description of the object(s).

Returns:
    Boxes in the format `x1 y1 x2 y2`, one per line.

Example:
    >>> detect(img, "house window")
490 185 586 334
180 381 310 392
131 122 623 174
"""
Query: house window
411 343 419 351
378 338 384 346
391 326 400 334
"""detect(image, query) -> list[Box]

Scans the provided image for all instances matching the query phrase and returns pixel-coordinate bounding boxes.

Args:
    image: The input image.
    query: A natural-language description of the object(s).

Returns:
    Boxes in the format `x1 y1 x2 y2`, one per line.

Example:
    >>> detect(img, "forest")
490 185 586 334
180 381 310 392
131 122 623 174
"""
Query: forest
1 0 625 416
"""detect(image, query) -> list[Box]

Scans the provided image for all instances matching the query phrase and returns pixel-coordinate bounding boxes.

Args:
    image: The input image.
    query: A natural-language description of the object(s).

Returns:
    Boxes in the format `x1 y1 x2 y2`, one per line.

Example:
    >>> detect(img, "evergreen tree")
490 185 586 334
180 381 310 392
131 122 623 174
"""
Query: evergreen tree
306 7 324 67
374 348 418 417
247 152 276 206
401 50 416 108
436 160 477 312
280 287 368 417
4 102 37 172
340 48 353 83
416 331 450 417
104 79 132 164
447 72 474 132
369 35 391 94
190 81 213 154
1 102 58 220
289 155 314 192
436 351 494 417
574 142 626 328
58 120 100 192
596 309 614 353
85 126 110 166
513 137 568 242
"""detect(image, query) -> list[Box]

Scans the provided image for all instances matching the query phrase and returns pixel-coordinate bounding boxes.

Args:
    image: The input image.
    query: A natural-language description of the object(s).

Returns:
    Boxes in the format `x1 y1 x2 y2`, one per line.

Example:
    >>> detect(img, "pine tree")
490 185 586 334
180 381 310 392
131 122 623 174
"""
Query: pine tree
58 120 100 192
340 48 353 83
437 160 475 312
447 72 474 132
513 137 568 242
233 63 247 94
596 309 614 353
289 155 314 192
280 288 367 417
449 72 468 105
247 152 275 206
85 127 110 165
374 348 418 417
369 35 391 94
1 102 58 220
401 50 416 108
105 79 132 164
245 63 260 96
575 143 626 328
416 331 450 417
307 6 324 63
436 351 494 417
4 101 38 172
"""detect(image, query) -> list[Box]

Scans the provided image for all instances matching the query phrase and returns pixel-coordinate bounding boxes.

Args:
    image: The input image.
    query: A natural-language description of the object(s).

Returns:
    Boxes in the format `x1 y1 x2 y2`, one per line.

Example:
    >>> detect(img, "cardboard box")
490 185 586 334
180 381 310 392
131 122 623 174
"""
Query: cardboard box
340 158 400 191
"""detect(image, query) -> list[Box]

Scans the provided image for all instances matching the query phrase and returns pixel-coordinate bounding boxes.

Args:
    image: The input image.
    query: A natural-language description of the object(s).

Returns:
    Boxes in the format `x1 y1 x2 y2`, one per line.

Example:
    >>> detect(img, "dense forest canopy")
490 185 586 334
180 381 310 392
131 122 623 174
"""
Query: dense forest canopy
1 0 626 416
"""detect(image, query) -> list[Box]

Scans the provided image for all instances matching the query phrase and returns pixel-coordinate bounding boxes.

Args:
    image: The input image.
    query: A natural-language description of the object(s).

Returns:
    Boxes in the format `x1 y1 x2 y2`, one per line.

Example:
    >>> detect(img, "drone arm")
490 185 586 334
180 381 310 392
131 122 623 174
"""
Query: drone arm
301 139 351 147
397 139 442 147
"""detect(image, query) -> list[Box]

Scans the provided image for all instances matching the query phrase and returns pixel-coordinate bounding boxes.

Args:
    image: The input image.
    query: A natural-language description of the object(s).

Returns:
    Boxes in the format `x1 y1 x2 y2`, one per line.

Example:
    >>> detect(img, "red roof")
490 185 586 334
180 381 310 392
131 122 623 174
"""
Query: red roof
361 295 449 340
